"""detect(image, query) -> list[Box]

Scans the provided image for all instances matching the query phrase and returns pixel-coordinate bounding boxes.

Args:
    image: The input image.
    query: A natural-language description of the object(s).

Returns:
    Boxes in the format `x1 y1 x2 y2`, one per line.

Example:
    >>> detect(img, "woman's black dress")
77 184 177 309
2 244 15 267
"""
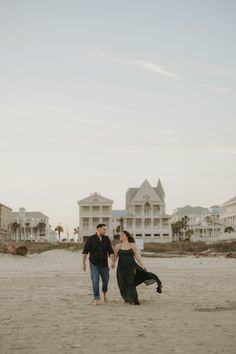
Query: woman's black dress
117 248 162 305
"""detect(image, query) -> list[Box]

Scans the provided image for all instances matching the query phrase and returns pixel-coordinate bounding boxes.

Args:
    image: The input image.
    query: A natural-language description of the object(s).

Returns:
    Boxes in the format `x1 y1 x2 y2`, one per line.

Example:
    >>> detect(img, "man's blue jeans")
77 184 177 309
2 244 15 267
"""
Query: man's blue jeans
89 262 110 300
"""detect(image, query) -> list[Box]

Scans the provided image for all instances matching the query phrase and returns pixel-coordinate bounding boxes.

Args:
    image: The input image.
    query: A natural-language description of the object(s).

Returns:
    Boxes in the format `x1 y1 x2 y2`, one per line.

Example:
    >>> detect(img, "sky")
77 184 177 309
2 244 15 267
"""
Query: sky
1 0 236 236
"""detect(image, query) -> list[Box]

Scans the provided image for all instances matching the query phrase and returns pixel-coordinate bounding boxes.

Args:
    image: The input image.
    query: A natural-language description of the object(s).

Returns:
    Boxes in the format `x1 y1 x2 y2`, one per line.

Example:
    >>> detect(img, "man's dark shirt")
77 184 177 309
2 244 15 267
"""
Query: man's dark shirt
82 234 114 267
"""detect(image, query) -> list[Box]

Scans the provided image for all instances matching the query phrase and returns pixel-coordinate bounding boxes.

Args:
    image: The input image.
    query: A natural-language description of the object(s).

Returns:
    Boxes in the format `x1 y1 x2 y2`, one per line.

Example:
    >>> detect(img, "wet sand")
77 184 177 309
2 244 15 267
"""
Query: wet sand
0 250 236 354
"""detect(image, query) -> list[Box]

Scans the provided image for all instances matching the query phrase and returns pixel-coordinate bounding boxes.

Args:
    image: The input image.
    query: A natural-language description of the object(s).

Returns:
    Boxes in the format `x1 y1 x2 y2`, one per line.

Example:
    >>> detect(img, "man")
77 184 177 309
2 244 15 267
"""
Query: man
82 224 115 305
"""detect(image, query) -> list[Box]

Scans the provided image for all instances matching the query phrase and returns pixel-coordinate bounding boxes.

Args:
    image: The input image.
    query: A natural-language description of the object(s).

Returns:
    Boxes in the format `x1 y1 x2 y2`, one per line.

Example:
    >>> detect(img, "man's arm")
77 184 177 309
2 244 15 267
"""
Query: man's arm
82 238 91 272
110 253 115 268
82 254 87 272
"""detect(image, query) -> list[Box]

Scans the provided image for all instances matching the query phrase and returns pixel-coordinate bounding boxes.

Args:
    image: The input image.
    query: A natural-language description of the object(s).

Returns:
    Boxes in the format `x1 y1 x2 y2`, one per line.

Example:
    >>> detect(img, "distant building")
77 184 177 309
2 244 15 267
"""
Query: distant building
171 205 225 242
0 203 12 241
171 205 209 226
78 193 113 242
112 210 127 238
220 196 236 230
12 207 51 242
121 179 172 243
190 218 222 241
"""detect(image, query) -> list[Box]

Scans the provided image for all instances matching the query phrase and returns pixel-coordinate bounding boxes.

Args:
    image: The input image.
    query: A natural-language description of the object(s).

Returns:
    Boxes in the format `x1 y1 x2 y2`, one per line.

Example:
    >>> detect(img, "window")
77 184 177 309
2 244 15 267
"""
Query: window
135 205 142 215
82 218 89 229
145 234 151 237
136 234 142 237
153 219 160 227
144 203 151 215
92 206 99 214
163 234 169 237
92 218 99 228
144 219 151 229
135 219 142 228
153 205 160 214
102 206 109 213
154 234 160 237
163 218 169 225
102 218 109 227
82 206 89 213
127 219 133 228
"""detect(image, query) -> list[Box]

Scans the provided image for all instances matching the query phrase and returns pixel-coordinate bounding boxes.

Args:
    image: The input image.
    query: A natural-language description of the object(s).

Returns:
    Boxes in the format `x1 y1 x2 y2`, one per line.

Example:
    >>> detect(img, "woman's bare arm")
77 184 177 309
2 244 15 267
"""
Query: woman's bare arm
113 243 121 263
131 244 146 270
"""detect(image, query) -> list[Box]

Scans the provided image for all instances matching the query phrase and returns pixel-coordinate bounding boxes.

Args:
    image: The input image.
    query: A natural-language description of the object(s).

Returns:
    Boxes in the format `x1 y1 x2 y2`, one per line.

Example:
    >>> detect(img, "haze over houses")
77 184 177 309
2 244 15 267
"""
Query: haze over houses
1 180 236 243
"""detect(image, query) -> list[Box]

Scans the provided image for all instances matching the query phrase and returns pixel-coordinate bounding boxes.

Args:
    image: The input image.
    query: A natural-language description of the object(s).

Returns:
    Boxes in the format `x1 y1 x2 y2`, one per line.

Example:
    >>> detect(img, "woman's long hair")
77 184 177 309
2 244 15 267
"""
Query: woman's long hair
122 230 135 243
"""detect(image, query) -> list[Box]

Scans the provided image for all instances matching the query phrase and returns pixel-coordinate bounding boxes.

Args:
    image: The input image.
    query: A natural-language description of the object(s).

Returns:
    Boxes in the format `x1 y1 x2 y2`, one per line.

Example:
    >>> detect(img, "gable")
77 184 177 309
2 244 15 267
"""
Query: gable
78 193 113 205
130 180 162 204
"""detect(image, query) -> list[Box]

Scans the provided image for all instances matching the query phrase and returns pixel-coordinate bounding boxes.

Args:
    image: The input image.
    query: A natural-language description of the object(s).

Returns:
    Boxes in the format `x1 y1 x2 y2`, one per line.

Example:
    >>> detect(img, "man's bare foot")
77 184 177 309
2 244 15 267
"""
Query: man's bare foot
93 300 99 305
103 293 108 303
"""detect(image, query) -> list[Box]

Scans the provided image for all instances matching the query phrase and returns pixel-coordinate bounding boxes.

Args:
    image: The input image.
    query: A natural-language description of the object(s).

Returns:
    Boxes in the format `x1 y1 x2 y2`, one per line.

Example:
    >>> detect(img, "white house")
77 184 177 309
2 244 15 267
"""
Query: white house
220 196 236 230
170 205 235 242
78 193 113 242
12 207 51 242
171 205 209 227
0 203 12 241
121 179 172 243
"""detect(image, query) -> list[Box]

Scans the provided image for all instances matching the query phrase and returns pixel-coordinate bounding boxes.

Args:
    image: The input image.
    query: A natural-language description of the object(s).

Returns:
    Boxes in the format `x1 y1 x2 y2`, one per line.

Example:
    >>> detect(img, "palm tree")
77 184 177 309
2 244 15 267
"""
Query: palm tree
116 225 121 233
185 229 194 240
225 226 235 233
55 225 63 242
74 227 79 242
25 222 31 240
33 226 39 241
171 216 190 241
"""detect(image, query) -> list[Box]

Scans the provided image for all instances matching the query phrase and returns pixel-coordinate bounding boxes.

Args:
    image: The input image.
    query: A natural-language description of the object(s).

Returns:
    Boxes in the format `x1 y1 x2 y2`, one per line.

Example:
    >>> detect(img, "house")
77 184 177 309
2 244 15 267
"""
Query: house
12 207 51 242
220 196 236 231
78 193 113 242
121 179 172 243
0 203 12 241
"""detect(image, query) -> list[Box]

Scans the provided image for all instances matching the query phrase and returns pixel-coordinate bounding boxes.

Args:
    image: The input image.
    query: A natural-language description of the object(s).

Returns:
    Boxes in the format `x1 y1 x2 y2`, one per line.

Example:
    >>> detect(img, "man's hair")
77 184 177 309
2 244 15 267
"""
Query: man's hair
96 223 106 229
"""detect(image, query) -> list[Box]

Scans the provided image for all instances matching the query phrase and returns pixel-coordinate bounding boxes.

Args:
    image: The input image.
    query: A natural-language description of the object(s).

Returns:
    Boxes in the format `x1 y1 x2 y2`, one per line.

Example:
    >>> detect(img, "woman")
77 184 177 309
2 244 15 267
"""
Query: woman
114 230 162 305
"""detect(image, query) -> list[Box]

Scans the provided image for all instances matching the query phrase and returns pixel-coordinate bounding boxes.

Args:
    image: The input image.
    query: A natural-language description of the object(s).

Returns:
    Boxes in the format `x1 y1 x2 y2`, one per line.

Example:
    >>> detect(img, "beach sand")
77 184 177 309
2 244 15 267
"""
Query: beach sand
0 250 236 354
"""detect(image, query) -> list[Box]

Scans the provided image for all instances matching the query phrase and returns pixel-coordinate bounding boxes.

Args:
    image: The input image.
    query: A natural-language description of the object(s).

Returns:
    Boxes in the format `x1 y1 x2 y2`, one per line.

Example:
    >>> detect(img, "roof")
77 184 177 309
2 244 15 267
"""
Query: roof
172 205 209 216
156 179 165 200
126 179 165 205
12 211 48 219
78 192 113 205
0 203 12 210
112 210 127 217
222 196 236 205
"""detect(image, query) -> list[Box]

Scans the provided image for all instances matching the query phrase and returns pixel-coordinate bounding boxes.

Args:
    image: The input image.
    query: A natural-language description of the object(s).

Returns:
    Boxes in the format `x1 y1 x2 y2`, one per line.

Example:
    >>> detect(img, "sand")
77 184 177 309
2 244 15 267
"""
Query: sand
0 250 236 354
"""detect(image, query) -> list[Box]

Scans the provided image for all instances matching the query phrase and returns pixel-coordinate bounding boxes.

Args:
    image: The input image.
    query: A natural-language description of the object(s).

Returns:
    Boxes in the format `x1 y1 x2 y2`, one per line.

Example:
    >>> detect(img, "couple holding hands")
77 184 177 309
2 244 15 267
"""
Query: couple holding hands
82 224 162 305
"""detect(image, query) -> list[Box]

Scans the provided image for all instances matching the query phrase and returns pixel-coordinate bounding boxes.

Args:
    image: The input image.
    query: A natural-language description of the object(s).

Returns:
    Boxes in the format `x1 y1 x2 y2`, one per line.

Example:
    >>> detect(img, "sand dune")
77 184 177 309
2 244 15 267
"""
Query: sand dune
0 250 236 354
